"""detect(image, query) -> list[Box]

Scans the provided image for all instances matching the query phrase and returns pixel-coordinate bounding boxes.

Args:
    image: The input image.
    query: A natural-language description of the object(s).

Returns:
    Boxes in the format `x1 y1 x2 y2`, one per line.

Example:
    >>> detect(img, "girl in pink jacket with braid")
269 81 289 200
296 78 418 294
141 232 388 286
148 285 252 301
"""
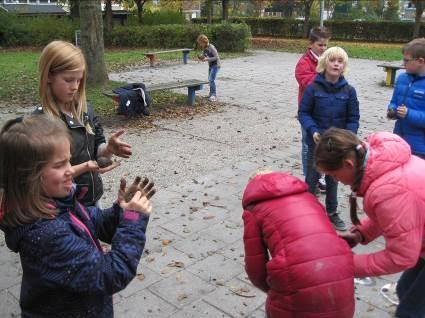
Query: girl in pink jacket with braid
315 127 425 318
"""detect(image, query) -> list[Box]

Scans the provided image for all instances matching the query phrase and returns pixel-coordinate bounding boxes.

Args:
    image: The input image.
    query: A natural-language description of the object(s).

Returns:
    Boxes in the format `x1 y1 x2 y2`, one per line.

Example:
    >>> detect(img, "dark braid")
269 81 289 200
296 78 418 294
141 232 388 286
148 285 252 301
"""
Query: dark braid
349 144 366 225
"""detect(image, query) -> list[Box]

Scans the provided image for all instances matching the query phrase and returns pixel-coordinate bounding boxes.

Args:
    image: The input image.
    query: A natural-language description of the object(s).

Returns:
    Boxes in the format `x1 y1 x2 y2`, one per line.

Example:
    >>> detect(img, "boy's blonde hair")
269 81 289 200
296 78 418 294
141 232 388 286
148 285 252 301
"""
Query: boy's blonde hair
38 41 92 133
316 46 349 76
0 115 71 227
197 34 209 47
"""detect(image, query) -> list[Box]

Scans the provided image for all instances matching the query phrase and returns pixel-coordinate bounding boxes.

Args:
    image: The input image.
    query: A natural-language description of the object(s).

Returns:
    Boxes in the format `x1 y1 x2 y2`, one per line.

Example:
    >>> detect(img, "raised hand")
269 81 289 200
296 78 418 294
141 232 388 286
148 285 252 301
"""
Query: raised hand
119 176 156 202
106 129 132 158
118 176 156 214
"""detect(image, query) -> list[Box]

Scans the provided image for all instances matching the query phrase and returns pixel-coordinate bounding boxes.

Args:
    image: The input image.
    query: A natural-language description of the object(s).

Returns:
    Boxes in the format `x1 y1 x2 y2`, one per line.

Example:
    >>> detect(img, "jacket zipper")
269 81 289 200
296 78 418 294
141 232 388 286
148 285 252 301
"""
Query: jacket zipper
85 130 95 203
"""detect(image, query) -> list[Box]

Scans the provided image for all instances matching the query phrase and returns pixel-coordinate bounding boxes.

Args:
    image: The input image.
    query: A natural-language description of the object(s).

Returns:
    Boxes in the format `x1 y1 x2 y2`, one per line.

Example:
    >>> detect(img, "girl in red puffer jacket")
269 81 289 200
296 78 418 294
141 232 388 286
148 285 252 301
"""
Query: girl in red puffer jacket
242 171 354 318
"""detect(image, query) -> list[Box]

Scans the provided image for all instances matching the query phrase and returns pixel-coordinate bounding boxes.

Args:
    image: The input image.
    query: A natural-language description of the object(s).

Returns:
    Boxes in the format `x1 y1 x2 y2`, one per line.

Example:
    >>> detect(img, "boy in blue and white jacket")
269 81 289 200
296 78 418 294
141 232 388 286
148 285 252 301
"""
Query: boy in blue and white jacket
388 38 425 159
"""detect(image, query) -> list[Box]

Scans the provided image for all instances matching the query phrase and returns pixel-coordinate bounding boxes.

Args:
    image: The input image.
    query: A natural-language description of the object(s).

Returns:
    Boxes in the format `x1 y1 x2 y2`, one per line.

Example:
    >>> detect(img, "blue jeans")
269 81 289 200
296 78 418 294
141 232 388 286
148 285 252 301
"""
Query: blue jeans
306 144 338 215
396 258 425 317
208 66 219 97
301 126 308 176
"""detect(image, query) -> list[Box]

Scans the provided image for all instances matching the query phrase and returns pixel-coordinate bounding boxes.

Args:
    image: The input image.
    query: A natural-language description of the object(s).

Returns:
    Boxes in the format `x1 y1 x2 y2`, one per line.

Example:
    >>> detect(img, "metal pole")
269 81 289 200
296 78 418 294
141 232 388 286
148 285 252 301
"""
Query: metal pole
320 0 324 27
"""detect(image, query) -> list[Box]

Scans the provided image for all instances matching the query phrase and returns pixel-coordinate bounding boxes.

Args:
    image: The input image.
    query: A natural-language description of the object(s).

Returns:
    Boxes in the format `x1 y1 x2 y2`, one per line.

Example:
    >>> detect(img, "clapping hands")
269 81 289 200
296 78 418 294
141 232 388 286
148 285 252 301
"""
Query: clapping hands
118 176 156 214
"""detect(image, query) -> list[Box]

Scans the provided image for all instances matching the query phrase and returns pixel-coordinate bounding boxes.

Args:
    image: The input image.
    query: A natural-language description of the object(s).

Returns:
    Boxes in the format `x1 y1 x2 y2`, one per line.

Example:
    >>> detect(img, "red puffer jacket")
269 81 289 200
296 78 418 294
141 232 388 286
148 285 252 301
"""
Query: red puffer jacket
242 172 354 318
295 49 318 105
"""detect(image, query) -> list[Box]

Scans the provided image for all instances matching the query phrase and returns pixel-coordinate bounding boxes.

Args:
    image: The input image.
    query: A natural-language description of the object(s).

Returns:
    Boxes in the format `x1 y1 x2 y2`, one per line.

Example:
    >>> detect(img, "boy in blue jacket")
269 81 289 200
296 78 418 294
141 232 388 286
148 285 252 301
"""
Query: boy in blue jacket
387 38 425 159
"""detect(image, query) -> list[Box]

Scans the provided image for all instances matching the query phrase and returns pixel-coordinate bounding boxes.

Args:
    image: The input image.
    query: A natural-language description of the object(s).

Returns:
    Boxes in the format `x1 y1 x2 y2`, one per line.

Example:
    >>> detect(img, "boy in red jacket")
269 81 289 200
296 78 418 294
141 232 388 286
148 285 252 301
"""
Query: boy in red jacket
295 27 330 188
242 171 354 318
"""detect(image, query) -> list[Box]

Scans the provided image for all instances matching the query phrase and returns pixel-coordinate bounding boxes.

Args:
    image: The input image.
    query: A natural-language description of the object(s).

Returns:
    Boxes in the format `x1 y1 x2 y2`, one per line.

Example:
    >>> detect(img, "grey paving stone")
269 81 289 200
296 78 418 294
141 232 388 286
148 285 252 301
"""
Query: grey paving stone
186 254 243 283
115 289 177 318
169 300 231 318
149 270 216 308
217 239 245 265
199 220 243 244
173 233 227 260
141 246 197 278
118 266 162 298
203 278 266 318
0 289 20 317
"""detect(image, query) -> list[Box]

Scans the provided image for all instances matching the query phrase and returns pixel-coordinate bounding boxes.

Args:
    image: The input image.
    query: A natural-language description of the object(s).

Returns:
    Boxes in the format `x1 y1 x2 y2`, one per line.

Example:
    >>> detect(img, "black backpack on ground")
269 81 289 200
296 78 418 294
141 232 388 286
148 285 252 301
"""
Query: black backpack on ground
112 83 152 117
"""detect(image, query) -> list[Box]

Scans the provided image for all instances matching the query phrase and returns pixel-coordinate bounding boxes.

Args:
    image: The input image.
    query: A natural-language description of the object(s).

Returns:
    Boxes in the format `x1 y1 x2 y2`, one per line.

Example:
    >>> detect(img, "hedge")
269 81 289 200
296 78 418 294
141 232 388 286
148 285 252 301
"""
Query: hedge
193 17 425 42
0 12 251 52
104 23 251 52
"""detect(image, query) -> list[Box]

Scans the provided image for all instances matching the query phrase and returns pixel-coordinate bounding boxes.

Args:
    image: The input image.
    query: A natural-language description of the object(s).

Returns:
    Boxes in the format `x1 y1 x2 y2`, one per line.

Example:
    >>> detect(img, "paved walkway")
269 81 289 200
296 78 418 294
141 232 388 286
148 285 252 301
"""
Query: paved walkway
0 50 399 317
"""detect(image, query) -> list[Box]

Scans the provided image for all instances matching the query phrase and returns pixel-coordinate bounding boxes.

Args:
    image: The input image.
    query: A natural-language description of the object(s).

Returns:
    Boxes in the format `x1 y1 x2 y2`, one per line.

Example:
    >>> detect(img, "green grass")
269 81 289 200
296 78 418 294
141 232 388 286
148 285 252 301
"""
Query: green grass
0 48 250 110
252 37 403 61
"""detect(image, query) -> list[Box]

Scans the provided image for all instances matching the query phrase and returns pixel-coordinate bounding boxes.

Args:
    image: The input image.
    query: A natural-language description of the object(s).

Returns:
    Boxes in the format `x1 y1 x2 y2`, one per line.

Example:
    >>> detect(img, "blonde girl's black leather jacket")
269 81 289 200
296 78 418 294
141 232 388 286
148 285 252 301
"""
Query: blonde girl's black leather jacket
34 104 106 206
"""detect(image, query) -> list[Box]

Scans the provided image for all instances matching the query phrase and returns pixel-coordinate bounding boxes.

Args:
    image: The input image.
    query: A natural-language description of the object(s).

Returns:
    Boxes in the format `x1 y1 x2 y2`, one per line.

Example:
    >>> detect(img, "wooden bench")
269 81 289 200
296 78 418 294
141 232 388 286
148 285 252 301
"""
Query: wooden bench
377 63 405 87
103 79 209 107
144 48 193 67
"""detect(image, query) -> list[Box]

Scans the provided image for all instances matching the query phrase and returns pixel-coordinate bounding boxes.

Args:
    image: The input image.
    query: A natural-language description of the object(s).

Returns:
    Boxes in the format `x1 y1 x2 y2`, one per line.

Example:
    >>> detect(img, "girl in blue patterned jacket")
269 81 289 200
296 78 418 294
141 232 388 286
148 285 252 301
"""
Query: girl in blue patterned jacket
0 115 154 318
298 46 360 232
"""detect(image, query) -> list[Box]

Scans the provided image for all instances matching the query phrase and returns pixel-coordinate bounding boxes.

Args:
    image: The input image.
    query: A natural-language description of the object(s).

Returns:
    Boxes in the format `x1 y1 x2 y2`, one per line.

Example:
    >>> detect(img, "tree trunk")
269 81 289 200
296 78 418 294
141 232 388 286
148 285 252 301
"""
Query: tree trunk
105 0 113 33
222 0 229 21
69 0 80 19
79 0 109 86
413 0 424 38
135 0 146 25
302 0 314 38
206 0 212 23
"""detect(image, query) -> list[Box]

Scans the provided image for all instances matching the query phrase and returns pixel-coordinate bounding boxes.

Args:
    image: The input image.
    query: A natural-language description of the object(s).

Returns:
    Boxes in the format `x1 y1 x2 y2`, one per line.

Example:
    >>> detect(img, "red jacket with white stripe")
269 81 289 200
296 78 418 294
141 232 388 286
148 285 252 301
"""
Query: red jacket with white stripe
242 172 354 318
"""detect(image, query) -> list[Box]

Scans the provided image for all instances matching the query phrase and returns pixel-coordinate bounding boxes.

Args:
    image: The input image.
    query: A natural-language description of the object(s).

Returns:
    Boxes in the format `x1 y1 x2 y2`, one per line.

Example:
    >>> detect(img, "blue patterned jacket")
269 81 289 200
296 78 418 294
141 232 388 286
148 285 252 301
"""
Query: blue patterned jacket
2 189 149 317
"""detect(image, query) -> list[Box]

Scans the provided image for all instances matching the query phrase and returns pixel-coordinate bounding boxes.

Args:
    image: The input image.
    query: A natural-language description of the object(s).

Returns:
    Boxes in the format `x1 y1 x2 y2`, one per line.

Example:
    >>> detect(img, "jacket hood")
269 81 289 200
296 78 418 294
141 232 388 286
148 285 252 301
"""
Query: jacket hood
360 132 411 195
242 172 308 208
315 73 348 91
2 186 77 252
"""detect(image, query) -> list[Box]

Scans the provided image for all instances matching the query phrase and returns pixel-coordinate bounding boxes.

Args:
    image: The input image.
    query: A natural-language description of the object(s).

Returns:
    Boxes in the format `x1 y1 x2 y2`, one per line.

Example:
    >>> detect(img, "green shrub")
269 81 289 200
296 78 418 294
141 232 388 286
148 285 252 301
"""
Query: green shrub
192 17 425 42
104 23 250 52
142 9 186 25
0 13 76 46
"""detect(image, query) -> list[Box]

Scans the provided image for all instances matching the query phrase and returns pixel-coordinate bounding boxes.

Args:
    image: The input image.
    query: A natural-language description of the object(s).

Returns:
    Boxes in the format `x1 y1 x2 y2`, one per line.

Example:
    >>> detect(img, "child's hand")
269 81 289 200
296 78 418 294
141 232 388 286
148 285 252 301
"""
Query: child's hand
397 105 408 118
106 129 132 158
339 230 363 248
121 191 152 215
118 176 156 203
85 159 120 174
313 132 321 144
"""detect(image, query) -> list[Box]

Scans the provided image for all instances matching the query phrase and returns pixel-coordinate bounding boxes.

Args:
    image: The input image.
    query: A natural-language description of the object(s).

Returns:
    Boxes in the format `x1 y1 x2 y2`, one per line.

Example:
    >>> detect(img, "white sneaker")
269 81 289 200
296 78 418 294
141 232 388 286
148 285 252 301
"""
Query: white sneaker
380 282 399 305
208 95 217 102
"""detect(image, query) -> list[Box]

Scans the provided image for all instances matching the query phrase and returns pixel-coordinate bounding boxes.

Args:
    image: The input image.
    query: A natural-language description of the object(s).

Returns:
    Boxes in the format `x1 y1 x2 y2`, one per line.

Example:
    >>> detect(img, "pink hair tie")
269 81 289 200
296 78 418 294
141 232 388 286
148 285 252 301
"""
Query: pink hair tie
356 144 363 151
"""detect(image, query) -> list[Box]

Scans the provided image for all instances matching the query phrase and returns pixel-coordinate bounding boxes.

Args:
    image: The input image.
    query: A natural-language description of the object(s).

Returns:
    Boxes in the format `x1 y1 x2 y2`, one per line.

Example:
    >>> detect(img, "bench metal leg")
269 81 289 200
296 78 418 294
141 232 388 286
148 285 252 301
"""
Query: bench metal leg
384 67 397 87
182 51 190 64
187 85 203 106
146 54 155 67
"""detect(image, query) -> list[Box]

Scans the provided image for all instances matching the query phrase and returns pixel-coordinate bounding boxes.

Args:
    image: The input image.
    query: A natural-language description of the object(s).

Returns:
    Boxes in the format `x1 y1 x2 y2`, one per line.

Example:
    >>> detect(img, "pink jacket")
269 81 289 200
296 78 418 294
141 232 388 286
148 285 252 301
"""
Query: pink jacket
243 172 354 318
355 132 425 277
295 49 318 105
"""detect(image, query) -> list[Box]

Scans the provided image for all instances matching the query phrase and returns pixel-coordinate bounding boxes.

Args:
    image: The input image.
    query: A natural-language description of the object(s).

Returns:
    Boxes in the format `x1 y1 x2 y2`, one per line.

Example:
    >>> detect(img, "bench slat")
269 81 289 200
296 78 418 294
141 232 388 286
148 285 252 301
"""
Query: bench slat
148 80 208 91
103 79 209 107
144 48 193 55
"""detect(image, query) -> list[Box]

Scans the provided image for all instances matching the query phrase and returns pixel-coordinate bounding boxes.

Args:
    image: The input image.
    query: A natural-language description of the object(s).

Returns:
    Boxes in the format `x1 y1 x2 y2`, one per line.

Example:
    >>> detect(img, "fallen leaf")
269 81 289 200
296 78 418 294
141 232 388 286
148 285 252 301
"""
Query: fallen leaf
161 239 172 246
167 261 185 268
229 286 256 298
136 272 145 281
